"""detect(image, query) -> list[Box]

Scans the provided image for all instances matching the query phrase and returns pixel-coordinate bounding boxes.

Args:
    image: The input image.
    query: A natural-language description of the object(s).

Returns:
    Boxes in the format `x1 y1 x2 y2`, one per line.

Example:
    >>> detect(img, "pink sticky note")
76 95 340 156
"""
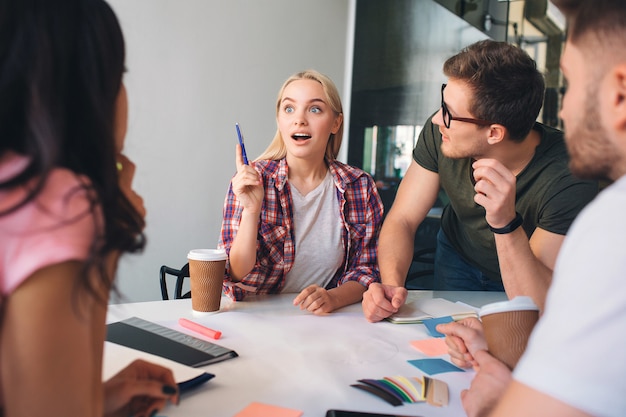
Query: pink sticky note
233 402 303 417
410 338 449 356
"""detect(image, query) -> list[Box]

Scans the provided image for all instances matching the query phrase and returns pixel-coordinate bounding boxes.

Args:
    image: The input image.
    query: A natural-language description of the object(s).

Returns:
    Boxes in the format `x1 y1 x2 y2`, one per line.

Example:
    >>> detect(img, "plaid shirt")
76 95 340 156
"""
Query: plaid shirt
219 158 383 301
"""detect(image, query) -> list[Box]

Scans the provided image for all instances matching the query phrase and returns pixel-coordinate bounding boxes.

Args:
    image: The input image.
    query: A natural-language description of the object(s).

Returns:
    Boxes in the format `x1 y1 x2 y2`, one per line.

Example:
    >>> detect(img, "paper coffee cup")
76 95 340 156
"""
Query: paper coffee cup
479 296 539 370
187 249 227 312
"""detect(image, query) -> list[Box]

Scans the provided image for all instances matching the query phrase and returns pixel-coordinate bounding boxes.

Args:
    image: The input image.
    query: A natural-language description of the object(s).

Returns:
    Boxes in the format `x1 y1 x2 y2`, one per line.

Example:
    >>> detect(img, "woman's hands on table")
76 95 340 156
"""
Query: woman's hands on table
293 285 336 315
294 282 367 315
103 359 179 417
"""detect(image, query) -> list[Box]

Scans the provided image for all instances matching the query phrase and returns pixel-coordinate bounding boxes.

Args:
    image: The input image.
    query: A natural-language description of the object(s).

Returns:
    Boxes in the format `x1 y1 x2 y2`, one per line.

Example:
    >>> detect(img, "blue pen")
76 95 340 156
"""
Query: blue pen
235 123 249 165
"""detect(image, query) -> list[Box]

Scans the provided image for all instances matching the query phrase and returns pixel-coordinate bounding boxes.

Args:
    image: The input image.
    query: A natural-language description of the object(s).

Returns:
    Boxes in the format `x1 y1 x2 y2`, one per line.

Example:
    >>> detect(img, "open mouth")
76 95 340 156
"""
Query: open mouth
292 133 312 141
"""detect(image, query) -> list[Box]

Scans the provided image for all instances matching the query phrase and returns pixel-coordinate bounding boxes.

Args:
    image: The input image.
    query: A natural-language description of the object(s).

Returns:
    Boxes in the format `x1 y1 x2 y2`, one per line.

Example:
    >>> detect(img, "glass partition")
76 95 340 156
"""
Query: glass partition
348 0 491 201
348 0 564 203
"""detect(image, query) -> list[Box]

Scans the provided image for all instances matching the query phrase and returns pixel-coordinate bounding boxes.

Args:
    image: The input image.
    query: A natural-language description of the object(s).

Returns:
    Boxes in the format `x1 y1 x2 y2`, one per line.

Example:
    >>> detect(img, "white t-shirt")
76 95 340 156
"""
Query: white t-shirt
514 174 626 417
283 171 343 293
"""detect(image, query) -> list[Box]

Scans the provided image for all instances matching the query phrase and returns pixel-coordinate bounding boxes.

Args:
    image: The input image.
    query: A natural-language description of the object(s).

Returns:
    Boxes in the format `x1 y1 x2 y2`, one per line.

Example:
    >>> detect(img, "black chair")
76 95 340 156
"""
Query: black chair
404 209 440 289
405 247 436 289
159 263 191 300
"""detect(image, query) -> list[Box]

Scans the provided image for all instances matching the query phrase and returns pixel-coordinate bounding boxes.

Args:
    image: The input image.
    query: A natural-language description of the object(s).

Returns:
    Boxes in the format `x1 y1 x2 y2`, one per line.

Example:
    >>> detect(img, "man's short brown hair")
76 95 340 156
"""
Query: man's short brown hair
443 40 545 141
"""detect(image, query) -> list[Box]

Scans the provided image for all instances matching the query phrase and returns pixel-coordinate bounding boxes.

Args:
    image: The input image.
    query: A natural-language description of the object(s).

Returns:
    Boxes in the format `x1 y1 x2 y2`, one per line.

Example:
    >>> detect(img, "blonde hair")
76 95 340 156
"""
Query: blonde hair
256 69 344 161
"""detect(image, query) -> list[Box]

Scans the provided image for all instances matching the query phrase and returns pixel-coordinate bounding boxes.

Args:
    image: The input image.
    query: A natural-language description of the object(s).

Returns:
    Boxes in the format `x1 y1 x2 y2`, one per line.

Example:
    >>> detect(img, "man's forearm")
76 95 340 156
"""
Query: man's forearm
377 219 418 287
494 229 552 310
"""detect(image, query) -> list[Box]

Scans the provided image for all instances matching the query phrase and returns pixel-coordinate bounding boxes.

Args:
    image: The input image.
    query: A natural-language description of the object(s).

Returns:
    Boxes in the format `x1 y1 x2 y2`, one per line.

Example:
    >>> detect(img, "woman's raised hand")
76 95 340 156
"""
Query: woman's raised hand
232 144 264 213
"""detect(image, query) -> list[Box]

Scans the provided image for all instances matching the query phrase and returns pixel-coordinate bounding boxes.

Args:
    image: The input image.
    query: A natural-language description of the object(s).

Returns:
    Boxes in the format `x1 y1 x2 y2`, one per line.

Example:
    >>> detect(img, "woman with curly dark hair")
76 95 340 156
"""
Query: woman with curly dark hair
0 0 179 415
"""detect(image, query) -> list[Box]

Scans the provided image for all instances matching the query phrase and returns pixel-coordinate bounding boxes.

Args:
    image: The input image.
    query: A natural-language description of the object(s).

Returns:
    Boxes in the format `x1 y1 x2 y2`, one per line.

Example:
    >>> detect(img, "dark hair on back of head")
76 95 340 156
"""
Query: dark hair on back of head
0 0 145 303
553 0 626 46
443 40 545 142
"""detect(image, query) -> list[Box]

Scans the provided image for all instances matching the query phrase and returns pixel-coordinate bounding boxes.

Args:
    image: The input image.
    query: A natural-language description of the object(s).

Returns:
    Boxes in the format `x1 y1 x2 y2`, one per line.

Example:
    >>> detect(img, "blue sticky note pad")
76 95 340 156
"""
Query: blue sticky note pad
422 316 454 337
408 358 464 375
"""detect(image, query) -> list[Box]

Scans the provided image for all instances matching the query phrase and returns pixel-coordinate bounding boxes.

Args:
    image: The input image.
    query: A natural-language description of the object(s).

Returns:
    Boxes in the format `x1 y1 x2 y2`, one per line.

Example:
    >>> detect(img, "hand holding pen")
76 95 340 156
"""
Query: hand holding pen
103 359 179 417
232 123 263 213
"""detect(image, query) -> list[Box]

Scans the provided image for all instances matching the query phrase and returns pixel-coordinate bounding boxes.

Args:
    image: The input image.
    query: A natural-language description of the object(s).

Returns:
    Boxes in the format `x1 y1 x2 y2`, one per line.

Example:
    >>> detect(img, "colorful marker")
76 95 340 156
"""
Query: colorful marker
178 318 222 340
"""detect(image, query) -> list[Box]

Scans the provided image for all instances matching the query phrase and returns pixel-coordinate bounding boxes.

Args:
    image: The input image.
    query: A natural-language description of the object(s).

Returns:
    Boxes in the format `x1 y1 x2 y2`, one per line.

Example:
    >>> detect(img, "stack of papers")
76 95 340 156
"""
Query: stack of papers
387 298 478 324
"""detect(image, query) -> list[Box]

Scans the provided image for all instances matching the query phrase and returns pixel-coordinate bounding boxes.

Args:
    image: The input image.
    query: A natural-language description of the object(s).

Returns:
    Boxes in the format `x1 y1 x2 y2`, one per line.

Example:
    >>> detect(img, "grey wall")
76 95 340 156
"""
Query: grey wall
107 0 353 302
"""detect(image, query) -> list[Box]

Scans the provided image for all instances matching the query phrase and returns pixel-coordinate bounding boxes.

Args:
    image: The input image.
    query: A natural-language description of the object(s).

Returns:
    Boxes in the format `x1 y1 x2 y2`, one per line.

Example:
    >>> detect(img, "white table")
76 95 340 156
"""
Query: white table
107 291 507 417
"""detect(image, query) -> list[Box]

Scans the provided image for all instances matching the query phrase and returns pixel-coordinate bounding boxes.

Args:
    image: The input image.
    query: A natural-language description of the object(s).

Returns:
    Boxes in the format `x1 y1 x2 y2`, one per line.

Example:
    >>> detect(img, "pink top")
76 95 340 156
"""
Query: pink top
0 152 98 296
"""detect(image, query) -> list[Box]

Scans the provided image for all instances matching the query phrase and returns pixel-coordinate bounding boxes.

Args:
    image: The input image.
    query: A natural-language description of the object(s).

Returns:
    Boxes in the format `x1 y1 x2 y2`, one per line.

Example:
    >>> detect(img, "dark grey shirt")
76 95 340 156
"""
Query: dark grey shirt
414 116 598 281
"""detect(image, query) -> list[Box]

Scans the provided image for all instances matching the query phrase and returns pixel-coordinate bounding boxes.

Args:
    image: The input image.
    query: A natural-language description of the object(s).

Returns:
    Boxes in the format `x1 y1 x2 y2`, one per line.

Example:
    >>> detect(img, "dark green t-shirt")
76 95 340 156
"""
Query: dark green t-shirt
414 116 598 282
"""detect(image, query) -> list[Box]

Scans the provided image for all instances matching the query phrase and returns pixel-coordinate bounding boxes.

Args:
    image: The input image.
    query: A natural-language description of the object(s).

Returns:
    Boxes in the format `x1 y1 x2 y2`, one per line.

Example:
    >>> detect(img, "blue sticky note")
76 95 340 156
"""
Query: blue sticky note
408 358 464 375
422 316 454 338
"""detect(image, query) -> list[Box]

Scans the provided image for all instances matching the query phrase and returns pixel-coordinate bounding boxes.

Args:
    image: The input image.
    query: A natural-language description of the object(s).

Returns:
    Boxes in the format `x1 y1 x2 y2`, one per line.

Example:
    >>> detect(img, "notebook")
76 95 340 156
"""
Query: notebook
387 298 478 324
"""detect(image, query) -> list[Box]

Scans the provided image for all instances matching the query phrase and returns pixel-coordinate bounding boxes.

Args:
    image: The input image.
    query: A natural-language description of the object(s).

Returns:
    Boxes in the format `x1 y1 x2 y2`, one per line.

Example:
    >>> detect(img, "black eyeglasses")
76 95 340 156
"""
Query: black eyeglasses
441 84 493 129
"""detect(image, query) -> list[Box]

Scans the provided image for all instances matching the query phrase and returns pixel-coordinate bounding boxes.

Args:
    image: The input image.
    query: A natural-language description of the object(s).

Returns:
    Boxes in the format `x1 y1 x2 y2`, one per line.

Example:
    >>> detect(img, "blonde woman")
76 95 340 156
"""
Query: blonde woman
220 70 383 314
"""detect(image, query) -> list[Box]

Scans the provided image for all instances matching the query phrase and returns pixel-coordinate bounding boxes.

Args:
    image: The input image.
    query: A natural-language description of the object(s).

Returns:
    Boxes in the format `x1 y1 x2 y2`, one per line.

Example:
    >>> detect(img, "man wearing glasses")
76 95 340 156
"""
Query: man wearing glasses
363 39 597 322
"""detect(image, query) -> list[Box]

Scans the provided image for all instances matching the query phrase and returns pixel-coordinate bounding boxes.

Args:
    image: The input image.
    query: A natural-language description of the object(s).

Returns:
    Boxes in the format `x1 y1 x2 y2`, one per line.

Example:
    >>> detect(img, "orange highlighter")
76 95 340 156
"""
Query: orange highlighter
178 318 222 340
